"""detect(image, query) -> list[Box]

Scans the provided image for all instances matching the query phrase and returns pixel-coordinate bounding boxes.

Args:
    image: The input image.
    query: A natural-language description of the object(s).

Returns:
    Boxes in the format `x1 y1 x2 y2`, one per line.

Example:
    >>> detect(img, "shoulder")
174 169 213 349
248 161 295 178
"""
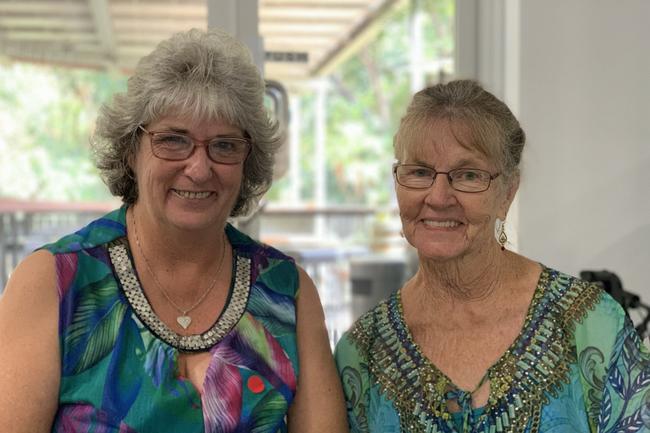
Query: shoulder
227 224 299 297
542 267 627 351
40 207 127 254
335 298 392 366
226 223 295 263
3 249 57 292
540 267 608 321
0 249 60 431
1 249 58 322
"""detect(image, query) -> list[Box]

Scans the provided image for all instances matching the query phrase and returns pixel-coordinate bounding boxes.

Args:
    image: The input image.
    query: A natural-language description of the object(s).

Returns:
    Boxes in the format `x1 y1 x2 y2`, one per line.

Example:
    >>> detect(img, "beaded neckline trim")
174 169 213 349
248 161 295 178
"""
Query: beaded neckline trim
350 267 602 433
108 237 251 352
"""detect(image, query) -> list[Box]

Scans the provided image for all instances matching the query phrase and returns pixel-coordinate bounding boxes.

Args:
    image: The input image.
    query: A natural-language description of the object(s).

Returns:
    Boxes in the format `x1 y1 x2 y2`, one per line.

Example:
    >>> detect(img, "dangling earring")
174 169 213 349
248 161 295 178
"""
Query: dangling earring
497 219 508 251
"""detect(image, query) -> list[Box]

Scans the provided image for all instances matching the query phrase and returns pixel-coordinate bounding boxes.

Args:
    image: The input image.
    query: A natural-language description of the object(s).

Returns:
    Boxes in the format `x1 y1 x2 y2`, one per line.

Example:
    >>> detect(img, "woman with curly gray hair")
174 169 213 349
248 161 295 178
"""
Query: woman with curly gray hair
0 28 348 433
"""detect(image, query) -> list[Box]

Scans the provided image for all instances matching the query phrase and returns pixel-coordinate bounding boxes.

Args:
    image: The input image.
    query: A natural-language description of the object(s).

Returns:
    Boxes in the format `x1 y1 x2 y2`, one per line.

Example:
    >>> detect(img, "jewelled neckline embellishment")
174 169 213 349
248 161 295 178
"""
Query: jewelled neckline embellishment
108 237 251 352
130 211 226 329
350 266 603 433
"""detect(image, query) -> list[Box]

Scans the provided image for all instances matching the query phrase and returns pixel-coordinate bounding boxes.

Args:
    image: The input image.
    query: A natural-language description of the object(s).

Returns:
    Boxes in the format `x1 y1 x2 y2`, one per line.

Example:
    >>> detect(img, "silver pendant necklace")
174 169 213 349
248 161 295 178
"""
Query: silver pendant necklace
131 210 226 330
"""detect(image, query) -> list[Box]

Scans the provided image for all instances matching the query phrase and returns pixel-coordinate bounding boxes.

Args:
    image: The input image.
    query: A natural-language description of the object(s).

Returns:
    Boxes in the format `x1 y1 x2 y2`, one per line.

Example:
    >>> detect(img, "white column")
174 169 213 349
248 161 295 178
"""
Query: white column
206 0 264 72
289 95 302 203
314 80 328 239
409 0 425 93
454 0 478 80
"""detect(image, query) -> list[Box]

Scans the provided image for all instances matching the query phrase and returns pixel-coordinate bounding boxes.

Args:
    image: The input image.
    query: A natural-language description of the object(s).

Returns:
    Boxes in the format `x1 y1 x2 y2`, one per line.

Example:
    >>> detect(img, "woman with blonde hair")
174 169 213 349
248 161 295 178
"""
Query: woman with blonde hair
335 80 650 433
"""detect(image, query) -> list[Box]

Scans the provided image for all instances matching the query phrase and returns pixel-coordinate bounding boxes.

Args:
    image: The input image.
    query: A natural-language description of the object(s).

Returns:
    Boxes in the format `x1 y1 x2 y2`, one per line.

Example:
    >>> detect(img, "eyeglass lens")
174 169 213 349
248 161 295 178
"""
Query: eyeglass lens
395 165 492 192
149 132 249 164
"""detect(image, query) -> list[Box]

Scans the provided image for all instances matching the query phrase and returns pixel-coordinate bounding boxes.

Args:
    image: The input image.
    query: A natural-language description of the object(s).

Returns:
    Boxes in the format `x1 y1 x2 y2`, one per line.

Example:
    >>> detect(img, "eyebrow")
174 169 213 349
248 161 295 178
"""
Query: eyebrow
454 158 486 168
157 126 245 139
406 158 488 169
165 126 190 134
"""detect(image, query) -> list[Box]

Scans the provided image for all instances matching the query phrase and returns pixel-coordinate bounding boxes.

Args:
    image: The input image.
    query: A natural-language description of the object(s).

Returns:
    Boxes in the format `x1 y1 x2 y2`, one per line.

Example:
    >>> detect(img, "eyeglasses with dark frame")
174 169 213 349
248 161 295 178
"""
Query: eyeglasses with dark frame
393 164 500 193
138 125 251 165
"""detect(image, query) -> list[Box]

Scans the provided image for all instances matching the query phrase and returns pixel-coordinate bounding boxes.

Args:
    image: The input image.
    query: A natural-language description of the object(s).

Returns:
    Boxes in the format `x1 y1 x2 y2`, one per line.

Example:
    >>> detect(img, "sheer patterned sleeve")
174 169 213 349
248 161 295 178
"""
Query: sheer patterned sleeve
335 334 372 433
595 315 650 433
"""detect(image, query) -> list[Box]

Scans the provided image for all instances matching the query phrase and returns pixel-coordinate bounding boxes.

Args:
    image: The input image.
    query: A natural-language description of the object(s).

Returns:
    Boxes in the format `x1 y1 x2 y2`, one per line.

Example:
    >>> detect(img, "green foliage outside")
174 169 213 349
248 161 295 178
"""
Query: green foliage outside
266 0 454 206
0 65 125 201
0 0 452 206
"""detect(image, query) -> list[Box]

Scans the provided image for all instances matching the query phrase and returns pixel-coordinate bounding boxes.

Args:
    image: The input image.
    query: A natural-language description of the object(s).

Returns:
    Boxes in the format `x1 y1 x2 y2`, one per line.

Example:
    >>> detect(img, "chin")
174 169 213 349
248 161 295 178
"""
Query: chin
406 233 468 262
408 238 460 259
167 209 224 231
417 249 467 263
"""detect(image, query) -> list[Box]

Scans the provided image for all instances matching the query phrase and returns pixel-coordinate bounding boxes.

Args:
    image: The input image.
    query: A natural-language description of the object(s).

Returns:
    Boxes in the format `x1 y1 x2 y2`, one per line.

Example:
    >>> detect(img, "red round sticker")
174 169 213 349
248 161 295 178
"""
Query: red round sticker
247 375 265 394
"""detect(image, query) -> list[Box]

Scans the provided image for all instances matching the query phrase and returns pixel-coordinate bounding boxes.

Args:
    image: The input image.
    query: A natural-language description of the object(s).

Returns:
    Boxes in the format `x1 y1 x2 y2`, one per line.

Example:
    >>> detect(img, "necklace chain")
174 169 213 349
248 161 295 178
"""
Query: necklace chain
130 210 226 328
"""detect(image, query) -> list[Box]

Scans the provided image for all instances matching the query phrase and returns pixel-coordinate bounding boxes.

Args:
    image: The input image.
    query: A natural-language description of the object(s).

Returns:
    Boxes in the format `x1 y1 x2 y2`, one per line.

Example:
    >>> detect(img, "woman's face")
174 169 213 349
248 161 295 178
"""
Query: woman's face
132 114 246 233
396 119 517 262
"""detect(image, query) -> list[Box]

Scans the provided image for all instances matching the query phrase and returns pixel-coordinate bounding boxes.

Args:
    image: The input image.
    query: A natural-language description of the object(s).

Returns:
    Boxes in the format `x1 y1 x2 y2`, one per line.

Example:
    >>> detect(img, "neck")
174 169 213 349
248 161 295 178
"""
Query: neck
415 244 510 305
128 204 227 268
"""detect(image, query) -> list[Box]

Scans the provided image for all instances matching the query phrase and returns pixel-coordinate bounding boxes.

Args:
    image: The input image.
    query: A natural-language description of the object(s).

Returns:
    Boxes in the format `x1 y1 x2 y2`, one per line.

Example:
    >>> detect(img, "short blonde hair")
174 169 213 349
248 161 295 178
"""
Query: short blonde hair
394 80 525 180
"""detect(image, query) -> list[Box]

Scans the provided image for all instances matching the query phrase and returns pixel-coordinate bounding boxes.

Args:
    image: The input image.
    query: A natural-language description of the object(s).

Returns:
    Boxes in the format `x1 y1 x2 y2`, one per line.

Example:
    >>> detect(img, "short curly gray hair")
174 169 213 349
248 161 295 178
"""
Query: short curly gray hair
394 80 525 181
92 28 280 216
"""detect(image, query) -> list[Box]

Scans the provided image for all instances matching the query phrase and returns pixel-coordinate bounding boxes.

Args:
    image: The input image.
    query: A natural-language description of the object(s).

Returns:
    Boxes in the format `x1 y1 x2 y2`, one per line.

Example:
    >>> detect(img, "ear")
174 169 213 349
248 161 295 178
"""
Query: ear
498 171 520 219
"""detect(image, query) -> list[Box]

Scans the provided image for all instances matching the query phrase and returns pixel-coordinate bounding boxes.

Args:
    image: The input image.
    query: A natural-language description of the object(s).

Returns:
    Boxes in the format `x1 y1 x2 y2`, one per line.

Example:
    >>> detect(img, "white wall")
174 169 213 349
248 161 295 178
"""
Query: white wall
518 0 650 299
456 0 650 300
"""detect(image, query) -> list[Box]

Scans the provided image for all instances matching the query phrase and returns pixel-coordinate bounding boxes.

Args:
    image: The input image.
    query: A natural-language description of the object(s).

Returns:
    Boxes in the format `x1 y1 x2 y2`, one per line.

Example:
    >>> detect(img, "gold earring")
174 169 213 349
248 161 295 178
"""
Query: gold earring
498 220 508 251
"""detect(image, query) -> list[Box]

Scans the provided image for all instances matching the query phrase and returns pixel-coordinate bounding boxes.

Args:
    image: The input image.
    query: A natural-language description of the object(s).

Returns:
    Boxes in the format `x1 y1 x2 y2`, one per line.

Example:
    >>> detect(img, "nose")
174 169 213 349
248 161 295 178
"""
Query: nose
183 145 214 182
423 173 457 207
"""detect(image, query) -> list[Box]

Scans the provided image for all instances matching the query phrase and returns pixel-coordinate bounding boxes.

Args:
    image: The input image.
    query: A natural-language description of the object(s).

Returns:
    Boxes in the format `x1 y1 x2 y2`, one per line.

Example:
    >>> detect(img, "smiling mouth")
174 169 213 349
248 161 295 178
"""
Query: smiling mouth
422 220 461 228
172 189 213 199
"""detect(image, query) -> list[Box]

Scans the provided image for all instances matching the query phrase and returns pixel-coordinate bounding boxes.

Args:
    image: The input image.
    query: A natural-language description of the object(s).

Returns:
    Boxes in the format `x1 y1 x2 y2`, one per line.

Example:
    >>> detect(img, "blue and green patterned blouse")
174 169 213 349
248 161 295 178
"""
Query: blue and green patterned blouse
335 267 650 433
43 206 299 433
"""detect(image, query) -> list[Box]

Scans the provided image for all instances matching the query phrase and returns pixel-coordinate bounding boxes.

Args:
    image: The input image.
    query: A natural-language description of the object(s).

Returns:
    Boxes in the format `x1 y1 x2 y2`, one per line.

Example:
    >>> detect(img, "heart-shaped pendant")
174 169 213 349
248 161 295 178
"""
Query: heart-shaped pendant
177 315 192 329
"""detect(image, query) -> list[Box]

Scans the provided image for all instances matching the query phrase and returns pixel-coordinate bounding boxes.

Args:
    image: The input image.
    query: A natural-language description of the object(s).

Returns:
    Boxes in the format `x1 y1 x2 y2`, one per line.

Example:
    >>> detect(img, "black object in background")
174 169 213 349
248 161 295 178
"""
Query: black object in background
580 269 649 339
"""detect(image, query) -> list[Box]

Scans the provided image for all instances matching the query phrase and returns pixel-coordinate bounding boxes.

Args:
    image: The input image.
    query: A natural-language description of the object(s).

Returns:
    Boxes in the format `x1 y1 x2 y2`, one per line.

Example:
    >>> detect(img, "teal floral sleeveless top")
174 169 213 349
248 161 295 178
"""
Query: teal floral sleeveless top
335 267 650 433
44 207 299 433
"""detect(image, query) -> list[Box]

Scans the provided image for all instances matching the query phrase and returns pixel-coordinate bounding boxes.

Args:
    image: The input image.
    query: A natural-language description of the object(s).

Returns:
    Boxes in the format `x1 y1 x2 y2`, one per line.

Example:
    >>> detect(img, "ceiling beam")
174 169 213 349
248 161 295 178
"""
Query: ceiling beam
312 0 404 76
87 0 116 66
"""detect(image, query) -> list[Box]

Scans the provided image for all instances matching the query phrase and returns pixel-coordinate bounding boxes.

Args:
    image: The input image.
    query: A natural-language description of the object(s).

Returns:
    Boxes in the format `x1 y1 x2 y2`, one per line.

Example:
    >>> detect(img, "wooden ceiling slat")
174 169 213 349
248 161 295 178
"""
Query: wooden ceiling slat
261 7 363 19
115 33 179 44
262 1 371 6
0 1 88 15
261 17 356 25
0 17 93 31
112 17 204 31
110 3 205 18
265 37 333 48
261 22 348 33
3 30 98 43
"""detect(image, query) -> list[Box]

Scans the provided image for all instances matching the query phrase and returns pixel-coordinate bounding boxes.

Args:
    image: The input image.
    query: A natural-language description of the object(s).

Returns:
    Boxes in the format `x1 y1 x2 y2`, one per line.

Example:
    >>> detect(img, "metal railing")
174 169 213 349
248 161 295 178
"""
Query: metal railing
0 199 117 290
0 200 378 289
